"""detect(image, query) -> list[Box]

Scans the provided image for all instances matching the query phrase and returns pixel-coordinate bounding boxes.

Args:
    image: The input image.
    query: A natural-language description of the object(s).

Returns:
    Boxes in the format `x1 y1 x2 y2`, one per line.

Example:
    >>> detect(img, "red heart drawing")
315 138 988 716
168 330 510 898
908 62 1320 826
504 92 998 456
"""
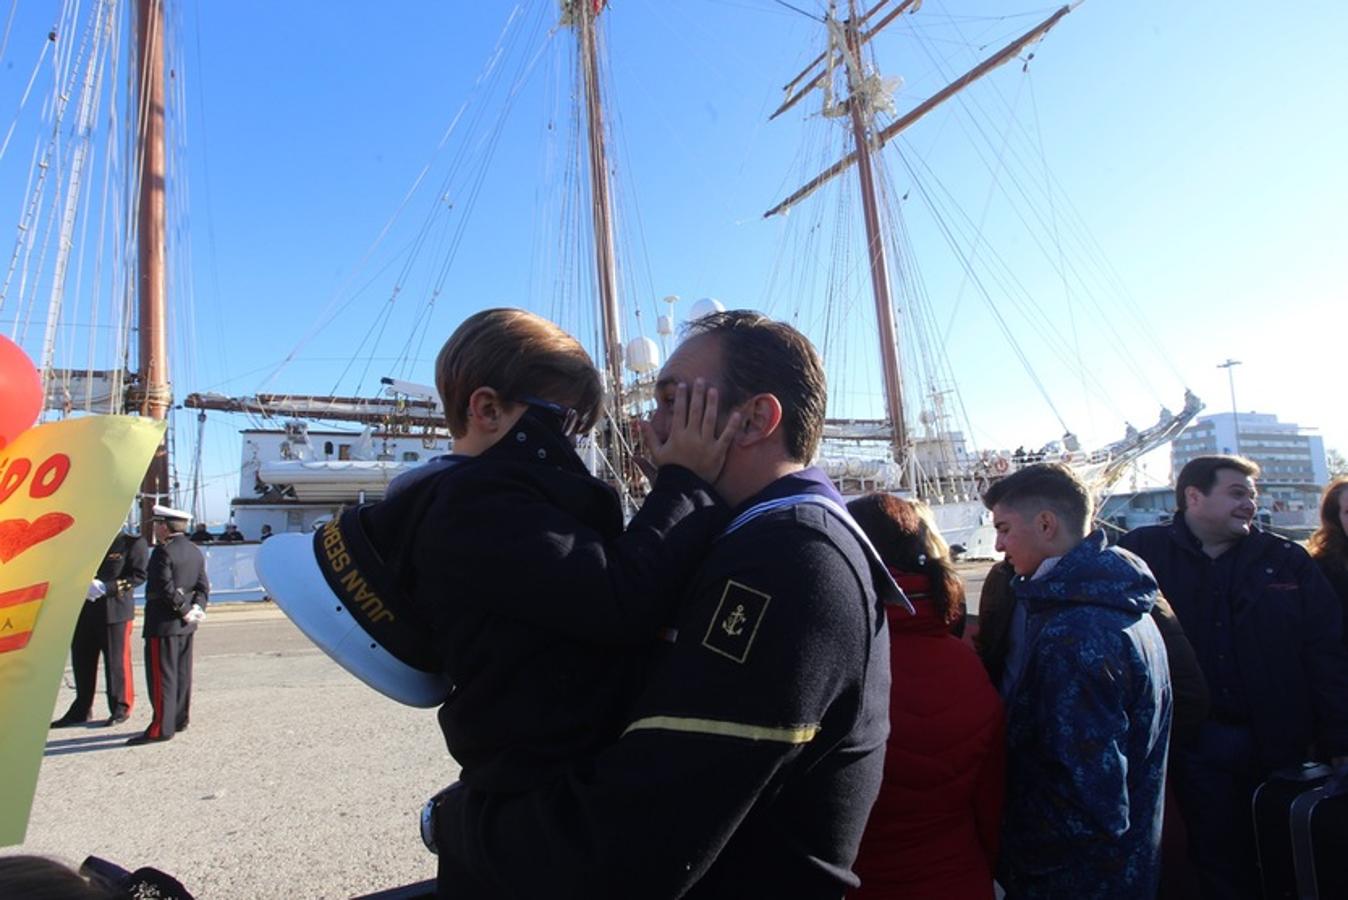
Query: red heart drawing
0 512 76 563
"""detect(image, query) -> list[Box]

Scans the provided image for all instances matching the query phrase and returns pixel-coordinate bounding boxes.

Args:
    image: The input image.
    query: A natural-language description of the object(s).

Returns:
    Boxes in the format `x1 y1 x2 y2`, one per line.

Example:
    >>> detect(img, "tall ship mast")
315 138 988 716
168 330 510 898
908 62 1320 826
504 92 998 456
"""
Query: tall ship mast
758 0 1198 536
133 0 172 532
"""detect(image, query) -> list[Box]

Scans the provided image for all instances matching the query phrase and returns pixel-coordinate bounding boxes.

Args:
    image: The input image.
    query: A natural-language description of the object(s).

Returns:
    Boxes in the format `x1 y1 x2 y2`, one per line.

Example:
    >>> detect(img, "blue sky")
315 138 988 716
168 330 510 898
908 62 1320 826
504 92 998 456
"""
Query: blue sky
0 1 1343 521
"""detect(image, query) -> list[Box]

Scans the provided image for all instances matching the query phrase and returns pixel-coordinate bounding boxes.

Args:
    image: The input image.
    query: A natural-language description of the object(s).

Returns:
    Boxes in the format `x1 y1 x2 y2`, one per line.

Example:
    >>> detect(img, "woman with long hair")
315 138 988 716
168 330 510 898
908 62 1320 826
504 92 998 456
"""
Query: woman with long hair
846 492 1004 900
1310 476 1348 613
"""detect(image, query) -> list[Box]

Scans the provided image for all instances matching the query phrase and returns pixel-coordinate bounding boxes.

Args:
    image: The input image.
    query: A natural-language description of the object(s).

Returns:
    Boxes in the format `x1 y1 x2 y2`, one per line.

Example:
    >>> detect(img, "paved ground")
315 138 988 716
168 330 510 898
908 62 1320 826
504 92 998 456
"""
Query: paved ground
6 561 997 897
8 605 450 898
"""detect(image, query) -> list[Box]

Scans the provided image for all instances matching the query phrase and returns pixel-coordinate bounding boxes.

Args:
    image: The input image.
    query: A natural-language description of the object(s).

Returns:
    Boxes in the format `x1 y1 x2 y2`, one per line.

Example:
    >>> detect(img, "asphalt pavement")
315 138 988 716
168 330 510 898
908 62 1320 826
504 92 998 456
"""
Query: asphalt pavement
8 604 450 898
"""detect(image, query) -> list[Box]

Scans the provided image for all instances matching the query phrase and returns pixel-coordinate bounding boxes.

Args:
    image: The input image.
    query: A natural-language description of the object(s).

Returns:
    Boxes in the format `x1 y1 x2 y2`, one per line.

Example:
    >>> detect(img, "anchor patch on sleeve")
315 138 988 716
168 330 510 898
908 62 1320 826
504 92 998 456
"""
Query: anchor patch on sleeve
701 580 771 664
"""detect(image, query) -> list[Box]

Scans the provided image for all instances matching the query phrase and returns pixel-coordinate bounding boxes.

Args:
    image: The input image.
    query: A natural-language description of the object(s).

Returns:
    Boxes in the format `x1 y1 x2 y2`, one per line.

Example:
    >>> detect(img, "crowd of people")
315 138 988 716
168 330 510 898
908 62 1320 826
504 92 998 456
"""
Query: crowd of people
187 521 253 544
33 305 1348 898
293 307 1348 898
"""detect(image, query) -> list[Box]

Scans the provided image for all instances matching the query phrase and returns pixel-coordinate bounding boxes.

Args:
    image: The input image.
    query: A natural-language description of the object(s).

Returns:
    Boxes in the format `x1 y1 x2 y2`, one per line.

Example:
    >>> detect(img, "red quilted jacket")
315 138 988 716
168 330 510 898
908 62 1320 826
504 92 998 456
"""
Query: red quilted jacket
850 573 1005 900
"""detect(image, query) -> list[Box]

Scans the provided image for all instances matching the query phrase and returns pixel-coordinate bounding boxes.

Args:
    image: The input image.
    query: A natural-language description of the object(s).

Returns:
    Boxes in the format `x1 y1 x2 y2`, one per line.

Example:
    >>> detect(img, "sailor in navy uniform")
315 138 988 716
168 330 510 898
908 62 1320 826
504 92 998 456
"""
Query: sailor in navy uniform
432 311 905 898
129 505 209 746
51 531 149 727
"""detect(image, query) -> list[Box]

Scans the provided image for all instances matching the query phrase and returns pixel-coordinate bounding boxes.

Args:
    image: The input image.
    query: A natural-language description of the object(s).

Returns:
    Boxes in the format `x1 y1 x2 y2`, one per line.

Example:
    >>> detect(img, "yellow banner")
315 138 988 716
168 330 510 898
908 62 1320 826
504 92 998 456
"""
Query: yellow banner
0 416 164 846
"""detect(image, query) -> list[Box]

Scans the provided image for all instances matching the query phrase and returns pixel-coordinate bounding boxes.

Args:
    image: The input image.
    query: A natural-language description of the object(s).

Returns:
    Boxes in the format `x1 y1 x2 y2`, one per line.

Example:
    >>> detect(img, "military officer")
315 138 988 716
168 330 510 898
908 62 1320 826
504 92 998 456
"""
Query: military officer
128 505 209 746
51 531 149 727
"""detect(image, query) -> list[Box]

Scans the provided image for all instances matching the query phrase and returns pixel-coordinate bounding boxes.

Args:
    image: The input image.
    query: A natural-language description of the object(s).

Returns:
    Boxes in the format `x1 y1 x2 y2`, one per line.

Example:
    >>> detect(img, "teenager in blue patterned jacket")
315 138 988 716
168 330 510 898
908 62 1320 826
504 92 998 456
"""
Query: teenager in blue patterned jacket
986 463 1172 898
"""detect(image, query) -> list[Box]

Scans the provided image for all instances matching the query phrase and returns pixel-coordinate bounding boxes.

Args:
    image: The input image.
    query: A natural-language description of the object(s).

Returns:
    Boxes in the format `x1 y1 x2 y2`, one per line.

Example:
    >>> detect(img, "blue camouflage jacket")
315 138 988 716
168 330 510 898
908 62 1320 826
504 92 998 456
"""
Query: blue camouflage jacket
999 531 1172 900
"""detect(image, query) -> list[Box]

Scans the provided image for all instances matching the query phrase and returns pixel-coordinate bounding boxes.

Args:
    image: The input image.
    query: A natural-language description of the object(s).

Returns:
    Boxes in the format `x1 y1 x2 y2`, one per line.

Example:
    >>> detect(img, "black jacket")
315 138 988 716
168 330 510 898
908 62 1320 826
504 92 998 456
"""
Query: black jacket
437 468 894 899
91 532 149 624
1316 554 1348 647
360 410 728 792
1119 518 1348 767
143 533 210 637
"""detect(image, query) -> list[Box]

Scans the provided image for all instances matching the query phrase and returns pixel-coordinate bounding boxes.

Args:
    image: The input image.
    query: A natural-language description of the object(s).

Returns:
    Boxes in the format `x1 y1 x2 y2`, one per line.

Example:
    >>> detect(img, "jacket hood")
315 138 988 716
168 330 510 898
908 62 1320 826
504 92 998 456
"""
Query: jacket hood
1014 529 1158 617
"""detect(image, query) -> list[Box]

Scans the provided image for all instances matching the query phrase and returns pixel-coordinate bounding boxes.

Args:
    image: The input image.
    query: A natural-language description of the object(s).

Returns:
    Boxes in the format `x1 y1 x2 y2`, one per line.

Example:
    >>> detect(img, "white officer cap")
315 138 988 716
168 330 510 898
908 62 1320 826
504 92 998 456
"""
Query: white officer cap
151 504 192 522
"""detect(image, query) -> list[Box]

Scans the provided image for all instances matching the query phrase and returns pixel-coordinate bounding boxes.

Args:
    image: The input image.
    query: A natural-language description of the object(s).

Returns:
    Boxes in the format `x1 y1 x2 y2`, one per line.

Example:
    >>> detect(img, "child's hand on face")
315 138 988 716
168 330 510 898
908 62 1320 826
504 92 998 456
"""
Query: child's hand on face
638 379 740 485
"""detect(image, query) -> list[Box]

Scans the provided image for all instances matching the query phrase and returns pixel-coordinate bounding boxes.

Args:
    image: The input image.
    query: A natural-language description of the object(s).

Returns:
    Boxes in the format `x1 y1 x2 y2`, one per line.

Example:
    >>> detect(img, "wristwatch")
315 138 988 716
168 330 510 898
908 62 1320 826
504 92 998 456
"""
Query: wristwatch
420 784 459 855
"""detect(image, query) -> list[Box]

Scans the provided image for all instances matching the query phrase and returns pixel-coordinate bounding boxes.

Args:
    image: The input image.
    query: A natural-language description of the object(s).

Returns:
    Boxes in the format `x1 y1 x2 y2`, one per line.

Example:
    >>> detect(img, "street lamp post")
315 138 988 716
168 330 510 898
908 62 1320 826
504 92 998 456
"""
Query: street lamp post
1217 359 1242 455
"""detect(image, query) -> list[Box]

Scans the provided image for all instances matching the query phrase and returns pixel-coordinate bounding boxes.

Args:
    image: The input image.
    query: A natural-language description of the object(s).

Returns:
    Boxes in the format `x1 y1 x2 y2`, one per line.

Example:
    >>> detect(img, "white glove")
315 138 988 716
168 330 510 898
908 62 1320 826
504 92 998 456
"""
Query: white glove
86 579 106 601
184 603 206 624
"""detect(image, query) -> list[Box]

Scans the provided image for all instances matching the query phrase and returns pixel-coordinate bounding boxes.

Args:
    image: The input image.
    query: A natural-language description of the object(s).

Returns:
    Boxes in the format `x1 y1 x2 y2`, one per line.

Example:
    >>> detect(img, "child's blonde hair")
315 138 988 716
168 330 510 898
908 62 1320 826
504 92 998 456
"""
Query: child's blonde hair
435 308 604 438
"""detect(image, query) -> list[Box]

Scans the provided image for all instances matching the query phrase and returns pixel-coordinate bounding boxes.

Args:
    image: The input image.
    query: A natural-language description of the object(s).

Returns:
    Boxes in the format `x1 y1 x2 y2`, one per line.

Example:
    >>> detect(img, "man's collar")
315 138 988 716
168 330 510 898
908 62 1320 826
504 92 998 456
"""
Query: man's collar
1029 554 1064 581
1172 509 1254 558
730 466 840 518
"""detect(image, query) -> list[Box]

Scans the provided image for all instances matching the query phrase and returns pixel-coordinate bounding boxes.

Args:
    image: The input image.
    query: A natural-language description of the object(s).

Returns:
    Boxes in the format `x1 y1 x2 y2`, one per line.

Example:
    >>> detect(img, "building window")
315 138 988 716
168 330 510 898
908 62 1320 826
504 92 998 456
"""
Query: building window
339 444 352 461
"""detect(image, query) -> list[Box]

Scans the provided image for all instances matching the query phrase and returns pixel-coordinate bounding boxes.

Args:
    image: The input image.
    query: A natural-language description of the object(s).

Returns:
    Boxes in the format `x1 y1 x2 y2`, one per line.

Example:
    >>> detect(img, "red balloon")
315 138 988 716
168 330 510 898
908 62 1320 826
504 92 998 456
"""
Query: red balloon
0 335 42 445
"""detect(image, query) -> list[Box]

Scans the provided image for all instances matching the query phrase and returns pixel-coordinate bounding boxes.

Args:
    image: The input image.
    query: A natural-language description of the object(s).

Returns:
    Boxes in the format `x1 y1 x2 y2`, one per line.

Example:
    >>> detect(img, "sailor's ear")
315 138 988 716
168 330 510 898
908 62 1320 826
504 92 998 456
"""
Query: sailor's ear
466 387 509 431
735 393 783 448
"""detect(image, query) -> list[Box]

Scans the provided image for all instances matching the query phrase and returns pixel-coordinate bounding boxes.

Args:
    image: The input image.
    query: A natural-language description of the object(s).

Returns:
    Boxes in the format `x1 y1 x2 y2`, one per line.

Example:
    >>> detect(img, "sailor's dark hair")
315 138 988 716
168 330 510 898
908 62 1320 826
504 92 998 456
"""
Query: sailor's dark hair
682 309 826 463
435 308 604 439
982 462 1092 538
1174 455 1260 512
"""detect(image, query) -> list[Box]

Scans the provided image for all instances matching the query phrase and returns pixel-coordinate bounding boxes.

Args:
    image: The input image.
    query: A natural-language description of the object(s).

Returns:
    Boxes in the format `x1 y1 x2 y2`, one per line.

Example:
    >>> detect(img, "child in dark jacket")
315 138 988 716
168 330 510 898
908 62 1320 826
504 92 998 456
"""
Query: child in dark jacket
329 308 737 792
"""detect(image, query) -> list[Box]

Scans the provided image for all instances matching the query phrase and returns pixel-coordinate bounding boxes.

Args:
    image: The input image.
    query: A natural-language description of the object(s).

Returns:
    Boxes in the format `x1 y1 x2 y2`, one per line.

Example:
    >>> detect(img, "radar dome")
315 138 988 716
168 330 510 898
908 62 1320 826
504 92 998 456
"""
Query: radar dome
626 336 661 374
687 297 725 322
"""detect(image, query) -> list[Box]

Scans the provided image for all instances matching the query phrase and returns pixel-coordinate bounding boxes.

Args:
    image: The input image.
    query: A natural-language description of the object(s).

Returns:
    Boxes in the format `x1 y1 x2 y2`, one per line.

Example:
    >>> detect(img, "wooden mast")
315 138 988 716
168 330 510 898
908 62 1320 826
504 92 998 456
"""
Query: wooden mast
135 0 171 533
764 3 1076 219
575 0 631 490
842 1 906 464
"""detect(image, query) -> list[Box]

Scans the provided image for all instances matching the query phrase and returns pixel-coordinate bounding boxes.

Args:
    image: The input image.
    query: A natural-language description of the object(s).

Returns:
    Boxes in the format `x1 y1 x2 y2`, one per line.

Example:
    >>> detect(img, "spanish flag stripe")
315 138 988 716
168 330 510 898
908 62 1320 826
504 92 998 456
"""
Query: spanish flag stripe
0 631 32 653
0 582 48 609
0 598 43 635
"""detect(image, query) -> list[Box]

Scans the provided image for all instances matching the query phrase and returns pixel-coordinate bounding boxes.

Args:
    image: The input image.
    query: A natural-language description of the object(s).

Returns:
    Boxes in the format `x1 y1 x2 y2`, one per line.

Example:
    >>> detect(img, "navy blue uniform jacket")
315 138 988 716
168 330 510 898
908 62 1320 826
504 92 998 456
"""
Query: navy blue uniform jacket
437 468 894 899
1120 519 1348 767
92 532 149 623
359 410 727 792
143 533 209 637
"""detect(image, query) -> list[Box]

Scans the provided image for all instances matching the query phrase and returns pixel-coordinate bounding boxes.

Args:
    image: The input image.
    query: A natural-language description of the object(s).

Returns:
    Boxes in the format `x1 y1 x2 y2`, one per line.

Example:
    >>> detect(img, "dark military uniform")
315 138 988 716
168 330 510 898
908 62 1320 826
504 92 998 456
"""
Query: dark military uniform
435 468 896 899
351 408 726 792
139 531 209 741
53 533 149 725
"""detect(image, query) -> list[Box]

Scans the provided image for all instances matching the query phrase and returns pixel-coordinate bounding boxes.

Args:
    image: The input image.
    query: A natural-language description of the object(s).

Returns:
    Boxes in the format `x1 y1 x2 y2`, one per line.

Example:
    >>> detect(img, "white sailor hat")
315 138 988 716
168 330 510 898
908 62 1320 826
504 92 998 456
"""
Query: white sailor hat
151 504 192 522
255 513 451 708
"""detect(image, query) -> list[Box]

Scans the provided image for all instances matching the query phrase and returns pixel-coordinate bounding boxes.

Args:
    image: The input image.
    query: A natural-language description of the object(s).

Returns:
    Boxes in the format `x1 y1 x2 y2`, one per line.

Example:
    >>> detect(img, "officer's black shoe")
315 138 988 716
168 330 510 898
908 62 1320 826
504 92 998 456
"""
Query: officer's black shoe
125 733 172 746
51 712 90 728
98 714 130 727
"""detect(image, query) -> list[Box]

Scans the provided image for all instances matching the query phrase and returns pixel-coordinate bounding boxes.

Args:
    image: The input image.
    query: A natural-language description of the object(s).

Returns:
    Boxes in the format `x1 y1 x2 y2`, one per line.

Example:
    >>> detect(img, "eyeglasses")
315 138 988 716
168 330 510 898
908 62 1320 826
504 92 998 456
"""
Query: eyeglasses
516 395 583 438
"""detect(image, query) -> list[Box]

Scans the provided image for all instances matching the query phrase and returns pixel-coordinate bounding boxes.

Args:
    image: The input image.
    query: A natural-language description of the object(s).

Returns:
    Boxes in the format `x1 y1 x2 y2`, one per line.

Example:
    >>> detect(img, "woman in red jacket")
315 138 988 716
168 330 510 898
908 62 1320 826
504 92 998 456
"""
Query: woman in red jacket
846 493 1005 900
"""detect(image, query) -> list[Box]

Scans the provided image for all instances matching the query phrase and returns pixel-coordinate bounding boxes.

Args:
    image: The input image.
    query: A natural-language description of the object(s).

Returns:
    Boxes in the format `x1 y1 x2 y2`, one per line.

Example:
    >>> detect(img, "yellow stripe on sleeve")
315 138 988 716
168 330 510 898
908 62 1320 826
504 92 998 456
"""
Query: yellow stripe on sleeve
622 715 819 745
